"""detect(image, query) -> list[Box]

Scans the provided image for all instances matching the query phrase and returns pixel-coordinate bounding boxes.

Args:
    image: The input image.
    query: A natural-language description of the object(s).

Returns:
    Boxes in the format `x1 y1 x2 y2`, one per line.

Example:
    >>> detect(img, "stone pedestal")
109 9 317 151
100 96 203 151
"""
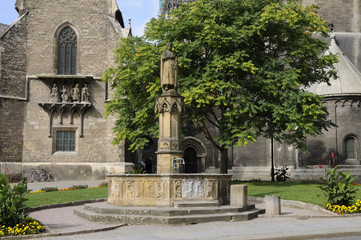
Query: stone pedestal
155 90 184 174
265 195 281 215
105 162 134 174
157 152 184 174
230 185 247 207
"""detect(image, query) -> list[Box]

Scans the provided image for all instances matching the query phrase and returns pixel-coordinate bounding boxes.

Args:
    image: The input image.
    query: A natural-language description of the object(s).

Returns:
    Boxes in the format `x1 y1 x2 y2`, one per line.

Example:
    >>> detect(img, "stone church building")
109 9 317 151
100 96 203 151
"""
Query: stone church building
2 0 361 181
0 0 131 180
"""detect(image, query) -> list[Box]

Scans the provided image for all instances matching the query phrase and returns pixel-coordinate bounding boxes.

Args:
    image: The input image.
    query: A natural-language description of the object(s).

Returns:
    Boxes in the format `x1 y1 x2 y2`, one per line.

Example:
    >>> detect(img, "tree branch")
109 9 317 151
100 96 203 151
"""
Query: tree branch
200 120 222 151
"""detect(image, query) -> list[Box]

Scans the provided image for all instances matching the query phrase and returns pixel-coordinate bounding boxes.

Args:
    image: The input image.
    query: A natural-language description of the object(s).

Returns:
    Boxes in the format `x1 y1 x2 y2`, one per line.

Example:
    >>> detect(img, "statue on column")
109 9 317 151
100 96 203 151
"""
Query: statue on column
81 84 90 102
160 43 178 92
71 84 80 102
50 83 59 102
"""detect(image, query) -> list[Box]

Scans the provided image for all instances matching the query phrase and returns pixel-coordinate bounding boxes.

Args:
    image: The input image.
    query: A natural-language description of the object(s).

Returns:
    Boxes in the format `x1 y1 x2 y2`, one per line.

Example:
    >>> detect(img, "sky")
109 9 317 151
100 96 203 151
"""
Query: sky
0 0 160 36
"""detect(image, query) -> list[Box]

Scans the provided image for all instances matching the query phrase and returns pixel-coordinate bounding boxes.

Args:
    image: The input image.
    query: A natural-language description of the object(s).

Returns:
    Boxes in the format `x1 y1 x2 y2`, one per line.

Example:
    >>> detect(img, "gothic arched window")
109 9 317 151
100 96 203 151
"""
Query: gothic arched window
346 136 358 159
58 26 77 75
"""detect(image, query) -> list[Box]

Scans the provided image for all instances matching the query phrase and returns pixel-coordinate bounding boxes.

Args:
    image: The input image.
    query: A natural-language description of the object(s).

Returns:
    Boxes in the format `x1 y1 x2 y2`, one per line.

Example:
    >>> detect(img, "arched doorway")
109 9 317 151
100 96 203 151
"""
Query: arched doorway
181 137 207 173
184 147 197 173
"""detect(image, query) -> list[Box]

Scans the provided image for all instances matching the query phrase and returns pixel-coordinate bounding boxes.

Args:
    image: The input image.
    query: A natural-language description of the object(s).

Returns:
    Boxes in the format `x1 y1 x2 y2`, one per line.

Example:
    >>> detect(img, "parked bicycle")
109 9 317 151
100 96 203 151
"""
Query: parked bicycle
29 168 54 182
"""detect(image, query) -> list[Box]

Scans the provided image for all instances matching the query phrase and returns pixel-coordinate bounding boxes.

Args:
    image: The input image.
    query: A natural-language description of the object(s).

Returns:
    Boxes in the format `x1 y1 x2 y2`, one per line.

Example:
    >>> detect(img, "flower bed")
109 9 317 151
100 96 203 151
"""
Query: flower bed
323 199 361 215
28 183 107 194
0 218 44 237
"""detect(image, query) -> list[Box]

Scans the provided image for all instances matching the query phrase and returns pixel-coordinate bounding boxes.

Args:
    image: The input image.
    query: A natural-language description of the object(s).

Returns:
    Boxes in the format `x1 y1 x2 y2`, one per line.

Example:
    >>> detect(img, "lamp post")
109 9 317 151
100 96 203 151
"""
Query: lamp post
271 137 275 182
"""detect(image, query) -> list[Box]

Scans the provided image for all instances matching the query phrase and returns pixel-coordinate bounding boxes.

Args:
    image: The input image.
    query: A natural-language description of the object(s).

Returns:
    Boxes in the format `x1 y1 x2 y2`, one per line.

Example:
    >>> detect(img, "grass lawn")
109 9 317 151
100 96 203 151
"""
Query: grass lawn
26 187 108 208
24 181 361 208
234 181 361 206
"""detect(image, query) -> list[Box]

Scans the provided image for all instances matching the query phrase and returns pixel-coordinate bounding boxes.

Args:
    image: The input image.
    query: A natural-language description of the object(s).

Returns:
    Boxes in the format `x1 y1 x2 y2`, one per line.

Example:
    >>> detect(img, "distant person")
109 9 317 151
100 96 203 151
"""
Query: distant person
140 159 146 171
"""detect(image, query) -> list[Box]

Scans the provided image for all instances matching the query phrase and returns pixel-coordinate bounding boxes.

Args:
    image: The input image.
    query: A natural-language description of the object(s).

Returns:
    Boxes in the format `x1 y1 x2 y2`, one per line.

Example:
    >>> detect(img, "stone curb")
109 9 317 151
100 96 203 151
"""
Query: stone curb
247 229 361 240
248 196 340 217
26 198 107 213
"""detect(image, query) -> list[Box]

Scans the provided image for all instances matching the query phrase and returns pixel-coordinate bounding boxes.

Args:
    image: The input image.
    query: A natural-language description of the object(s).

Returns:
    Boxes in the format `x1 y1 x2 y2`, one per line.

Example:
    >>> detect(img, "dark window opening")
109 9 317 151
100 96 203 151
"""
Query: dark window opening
346 136 358 159
115 10 125 28
58 26 77 75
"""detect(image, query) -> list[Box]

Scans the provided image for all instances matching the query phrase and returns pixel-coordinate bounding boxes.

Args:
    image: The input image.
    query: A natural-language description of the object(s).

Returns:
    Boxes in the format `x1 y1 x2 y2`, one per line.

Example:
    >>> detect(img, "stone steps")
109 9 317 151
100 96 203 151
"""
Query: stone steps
74 202 265 225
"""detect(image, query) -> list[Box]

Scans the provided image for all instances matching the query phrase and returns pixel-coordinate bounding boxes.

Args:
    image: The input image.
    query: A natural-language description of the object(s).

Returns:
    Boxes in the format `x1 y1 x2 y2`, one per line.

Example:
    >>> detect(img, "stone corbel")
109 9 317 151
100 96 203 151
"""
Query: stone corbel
38 102 91 137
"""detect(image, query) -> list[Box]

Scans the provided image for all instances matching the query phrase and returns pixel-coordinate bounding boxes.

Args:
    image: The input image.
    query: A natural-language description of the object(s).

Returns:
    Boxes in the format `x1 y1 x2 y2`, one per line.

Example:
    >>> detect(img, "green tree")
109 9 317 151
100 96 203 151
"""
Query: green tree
103 0 338 173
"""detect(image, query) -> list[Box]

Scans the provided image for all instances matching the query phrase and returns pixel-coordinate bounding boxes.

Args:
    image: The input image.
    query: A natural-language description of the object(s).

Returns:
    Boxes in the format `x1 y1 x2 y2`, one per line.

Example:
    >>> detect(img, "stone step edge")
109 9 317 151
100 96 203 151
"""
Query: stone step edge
75 207 264 219
74 208 264 224
84 203 257 216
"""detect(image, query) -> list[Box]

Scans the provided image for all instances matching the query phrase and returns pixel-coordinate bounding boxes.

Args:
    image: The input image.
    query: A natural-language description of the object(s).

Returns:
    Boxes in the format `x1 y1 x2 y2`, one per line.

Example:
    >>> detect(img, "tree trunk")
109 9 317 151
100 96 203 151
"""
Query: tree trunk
220 147 228 174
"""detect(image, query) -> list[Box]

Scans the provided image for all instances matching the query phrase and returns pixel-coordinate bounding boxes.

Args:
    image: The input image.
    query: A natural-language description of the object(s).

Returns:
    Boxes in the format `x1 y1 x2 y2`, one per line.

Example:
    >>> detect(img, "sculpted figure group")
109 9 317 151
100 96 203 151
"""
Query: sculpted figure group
50 83 90 103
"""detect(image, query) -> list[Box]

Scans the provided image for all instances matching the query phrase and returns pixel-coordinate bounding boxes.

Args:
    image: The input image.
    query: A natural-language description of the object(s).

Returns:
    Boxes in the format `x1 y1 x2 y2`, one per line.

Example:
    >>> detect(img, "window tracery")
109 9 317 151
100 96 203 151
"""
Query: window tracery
58 26 77 75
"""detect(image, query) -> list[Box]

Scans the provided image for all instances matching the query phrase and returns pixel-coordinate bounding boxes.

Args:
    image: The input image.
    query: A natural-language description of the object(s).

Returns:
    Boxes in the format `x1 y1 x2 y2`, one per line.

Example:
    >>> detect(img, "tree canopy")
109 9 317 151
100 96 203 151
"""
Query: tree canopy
103 0 338 173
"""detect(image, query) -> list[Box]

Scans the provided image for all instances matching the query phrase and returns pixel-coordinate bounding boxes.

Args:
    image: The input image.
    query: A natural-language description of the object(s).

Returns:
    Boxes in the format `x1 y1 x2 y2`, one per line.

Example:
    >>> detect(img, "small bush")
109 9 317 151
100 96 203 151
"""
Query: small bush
0 174 29 227
99 182 108 188
71 185 88 189
319 165 357 206
40 187 58 192
128 169 146 174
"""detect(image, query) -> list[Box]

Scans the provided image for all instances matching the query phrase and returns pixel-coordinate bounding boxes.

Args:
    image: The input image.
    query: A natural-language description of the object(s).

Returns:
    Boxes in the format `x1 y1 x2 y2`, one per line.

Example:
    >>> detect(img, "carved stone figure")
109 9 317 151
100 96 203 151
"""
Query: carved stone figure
160 42 178 92
81 84 89 102
50 83 59 102
71 84 80 102
61 86 70 102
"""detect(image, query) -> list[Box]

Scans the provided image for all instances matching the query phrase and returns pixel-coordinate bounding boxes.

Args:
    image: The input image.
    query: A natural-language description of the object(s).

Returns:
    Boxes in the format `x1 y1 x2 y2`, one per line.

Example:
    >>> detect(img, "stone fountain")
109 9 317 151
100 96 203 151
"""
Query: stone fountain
75 43 264 224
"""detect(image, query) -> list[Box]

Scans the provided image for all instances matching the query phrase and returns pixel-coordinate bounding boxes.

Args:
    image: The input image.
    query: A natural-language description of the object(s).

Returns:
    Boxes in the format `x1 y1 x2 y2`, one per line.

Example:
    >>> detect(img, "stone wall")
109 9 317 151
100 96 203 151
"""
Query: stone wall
0 14 28 97
302 0 361 32
0 99 25 163
22 0 121 77
298 98 361 166
0 12 27 165
0 24 9 35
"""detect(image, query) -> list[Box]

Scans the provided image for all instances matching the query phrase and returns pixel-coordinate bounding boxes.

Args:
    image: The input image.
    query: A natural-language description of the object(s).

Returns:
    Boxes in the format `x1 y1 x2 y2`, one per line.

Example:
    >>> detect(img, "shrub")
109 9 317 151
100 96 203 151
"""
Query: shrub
128 168 146 174
99 182 108 188
319 165 357 206
0 174 29 227
275 166 290 182
40 187 58 192
71 185 88 189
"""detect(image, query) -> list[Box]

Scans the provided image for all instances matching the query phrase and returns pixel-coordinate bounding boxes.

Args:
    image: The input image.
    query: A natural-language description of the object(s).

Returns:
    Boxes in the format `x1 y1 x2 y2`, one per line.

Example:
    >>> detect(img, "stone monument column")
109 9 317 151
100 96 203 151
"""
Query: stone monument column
155 43 184 174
